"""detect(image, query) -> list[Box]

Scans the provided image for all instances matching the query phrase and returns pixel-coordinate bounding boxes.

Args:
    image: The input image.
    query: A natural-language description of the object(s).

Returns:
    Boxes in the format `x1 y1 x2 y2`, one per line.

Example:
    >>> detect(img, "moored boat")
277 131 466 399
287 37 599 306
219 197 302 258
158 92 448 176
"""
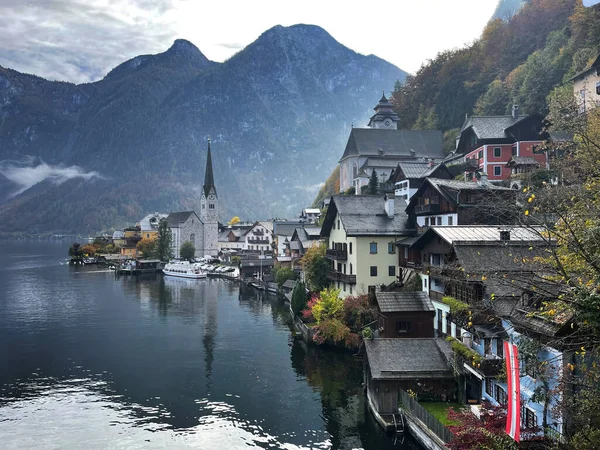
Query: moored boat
162 261 207 279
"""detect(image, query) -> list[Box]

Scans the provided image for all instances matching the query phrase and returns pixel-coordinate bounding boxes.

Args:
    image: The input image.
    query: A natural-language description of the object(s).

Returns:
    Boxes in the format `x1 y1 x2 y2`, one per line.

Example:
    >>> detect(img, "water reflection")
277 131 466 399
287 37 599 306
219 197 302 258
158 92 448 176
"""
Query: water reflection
0 241 422 449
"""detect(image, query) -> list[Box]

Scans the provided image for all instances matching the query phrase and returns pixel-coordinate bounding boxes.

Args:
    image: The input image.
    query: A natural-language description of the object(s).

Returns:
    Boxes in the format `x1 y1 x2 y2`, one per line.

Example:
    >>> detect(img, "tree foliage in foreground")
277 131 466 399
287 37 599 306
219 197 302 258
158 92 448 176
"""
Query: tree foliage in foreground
179 241 195 261
155 219 172 261
302 243 329 292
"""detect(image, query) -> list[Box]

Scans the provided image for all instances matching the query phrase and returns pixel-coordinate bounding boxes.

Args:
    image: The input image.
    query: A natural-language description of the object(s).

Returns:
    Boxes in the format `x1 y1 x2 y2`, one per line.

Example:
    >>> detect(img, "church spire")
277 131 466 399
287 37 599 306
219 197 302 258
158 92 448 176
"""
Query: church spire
203 138 216 197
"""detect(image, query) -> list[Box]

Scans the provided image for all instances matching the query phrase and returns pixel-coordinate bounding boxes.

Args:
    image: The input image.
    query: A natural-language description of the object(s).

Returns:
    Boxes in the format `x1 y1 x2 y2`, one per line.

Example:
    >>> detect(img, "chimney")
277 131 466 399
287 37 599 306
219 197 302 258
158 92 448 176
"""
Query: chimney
512 105 519 120
428 158 435 168
478 172 489 187
384 193 395 218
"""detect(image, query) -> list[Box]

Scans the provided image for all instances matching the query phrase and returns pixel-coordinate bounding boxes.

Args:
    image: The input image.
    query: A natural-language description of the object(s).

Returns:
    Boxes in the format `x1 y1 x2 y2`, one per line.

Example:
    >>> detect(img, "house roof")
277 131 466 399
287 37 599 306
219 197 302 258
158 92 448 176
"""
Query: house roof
375 291 434 313
424 225 548 245
273 221 304 237
166 211 196 228
139 213 168 232
360 157 404 169
460 115 527 140
321 195 411 237
506 156 539 167
282 279 297 289
303 208 321 215
396 161 431 178
364 338 453 379
340 128 444 162
454 245 550 273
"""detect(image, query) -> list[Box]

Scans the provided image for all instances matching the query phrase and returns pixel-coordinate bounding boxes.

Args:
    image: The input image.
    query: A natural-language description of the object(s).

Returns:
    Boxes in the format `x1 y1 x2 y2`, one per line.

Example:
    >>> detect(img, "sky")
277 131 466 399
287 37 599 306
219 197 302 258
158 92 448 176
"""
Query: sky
0 0 499 84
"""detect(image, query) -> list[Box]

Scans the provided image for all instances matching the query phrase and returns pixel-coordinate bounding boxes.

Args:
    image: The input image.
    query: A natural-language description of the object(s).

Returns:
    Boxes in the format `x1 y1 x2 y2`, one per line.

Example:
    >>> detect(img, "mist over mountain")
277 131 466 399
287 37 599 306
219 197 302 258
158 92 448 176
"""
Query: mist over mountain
0 24 406 234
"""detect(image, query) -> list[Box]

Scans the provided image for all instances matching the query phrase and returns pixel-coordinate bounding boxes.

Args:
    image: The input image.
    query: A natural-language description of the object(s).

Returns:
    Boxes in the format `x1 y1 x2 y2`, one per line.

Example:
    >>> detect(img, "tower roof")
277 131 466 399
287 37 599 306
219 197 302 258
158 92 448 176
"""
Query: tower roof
203 139 216 197
368 91 399 127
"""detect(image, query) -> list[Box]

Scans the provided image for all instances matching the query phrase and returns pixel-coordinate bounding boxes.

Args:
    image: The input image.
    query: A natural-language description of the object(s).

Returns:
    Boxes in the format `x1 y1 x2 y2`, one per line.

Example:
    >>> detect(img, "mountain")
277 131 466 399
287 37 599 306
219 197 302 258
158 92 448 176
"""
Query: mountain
491 0 527 21
0 25 407 234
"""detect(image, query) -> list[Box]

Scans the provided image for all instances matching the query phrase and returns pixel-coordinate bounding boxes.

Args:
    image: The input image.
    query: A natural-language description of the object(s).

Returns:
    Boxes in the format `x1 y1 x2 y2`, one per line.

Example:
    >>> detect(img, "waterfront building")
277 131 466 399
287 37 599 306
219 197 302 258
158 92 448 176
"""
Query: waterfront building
166 211 203 259
139 212 168 240
242 221 274 254
200 139 219 256
338 93 445 193
320 194 411 298
374 291 435 339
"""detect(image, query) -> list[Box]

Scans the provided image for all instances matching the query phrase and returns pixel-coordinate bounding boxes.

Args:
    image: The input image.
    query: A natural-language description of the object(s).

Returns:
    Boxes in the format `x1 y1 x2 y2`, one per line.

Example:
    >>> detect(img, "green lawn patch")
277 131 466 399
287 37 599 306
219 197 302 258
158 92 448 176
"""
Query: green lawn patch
420 402 463 426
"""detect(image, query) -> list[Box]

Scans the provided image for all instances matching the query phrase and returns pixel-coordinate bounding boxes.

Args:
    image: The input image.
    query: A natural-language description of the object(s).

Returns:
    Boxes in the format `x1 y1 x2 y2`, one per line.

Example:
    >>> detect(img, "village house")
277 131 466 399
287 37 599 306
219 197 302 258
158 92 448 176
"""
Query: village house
242 221 274 254
389 161 453 201
456 107 548 182
374 291 435 338
281 225 322 272
272 221 304 257
338 93 445 193
139 212 168 240
406 225 568 434
299 208 321 224
320 194 411 298
570 52 600 114
119 226 142 258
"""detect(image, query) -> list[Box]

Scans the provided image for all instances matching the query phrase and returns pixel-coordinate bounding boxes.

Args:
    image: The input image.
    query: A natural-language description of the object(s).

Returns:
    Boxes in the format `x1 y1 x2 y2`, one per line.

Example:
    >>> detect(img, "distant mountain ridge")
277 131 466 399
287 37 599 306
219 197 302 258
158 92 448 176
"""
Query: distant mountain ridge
0 24 407 234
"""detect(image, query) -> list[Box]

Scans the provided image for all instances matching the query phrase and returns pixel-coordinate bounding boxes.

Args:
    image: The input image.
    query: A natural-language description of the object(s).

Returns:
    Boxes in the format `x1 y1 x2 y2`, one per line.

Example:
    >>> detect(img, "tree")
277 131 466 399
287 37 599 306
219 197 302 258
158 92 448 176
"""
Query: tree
136 237 157 258
312 288 343 324
474 79 510 116
68 242 83 259
80 244 98 256
155 219 172 261
180 241 195 261
302 243 329 292
228 216 240 226
273 266 298 288
367 170 378 195
291 280 307 315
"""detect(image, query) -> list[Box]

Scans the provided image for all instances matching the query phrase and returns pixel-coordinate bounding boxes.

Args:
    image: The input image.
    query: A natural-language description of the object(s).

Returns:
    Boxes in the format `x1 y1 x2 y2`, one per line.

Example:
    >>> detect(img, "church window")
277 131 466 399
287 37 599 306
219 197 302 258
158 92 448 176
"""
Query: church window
190 234 195 245
209 203 215 209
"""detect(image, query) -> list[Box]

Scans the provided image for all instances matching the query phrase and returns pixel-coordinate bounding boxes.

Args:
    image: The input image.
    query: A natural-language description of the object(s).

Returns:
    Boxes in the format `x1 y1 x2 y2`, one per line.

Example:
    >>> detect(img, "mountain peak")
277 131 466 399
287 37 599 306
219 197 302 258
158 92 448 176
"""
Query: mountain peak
166 39 204 57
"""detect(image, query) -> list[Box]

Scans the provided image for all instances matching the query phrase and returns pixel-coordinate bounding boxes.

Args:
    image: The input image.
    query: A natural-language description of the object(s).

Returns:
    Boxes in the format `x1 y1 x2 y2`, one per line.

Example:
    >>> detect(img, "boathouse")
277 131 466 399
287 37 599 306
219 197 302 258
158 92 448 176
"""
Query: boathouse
364 338 456 425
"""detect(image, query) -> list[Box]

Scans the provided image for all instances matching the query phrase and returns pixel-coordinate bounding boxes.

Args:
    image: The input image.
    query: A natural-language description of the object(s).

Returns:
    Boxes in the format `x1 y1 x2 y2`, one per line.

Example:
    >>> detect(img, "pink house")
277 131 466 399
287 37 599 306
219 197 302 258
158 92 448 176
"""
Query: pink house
456 106 547 182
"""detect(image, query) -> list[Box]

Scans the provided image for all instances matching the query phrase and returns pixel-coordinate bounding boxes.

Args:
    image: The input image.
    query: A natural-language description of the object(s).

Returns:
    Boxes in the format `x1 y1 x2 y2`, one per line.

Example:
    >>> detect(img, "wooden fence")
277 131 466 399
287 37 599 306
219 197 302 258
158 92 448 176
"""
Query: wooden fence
399 388 454 444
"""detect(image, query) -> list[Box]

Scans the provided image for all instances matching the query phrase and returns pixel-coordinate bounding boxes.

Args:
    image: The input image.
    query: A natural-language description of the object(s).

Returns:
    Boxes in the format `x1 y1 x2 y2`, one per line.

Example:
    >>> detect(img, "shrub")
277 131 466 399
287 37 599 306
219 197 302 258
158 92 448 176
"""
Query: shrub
312 288 343 324
291 281 307 315
302 294 318 322
314 318 350 345
343 295 377 331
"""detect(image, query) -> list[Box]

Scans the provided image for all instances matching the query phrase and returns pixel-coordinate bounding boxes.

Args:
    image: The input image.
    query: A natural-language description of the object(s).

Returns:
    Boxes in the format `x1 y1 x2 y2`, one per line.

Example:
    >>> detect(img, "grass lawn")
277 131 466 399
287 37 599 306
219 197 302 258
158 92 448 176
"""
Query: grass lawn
420 402 464 426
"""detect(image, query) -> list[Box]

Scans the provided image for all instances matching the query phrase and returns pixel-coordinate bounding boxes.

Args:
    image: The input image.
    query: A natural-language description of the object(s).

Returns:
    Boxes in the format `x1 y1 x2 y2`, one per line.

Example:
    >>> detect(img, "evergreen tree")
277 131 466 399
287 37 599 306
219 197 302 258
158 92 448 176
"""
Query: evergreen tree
156 219 173 261
367 170 378 195
180 241 195 261
291 280 307 315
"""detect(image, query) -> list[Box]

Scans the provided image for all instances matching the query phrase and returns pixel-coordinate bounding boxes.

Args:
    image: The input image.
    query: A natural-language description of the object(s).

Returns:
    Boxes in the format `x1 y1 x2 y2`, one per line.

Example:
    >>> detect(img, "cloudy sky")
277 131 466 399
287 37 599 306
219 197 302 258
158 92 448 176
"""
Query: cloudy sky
0 0 498 84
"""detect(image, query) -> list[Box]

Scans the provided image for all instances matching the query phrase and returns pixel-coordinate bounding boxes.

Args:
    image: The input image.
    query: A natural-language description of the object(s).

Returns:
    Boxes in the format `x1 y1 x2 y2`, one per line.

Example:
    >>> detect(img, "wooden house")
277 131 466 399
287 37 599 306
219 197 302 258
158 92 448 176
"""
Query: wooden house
375 291 435 338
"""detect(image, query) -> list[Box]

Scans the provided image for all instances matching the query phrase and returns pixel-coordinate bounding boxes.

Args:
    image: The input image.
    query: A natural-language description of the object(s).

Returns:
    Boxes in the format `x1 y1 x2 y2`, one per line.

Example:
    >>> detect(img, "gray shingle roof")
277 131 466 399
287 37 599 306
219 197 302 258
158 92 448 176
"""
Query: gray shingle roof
273 222 304 237
376 291 434 313
461 115 526 139
325 195 410 236
166 211 195 228
340 128 444 161
453 245 549 273
361 157 405 169
365 338 453 379
282 279 297 289
396 161 431 178
428 225 548 245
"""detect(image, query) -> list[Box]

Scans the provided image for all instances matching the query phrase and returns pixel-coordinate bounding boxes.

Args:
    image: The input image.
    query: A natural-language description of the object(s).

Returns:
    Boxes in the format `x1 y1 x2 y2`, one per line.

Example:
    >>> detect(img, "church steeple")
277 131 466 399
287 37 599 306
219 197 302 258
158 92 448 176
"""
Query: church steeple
367 90 399 129
203 138 217 197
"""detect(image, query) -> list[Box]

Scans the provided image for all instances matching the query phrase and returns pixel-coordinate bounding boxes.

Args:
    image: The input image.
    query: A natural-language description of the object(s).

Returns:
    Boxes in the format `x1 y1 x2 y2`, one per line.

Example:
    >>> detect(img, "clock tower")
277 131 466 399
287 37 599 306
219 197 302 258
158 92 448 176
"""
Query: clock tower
367 91 399 129
200 138 219 256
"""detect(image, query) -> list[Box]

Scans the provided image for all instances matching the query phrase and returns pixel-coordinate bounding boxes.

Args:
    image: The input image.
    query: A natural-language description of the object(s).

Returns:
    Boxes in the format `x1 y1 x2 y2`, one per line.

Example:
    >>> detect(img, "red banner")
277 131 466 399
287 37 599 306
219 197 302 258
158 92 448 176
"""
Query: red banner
504 341 521 442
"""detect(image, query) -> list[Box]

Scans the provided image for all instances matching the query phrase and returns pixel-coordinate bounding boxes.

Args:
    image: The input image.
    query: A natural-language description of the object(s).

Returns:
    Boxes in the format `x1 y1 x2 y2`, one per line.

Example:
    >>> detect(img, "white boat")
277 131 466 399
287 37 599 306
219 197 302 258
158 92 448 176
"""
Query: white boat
162 261 207 279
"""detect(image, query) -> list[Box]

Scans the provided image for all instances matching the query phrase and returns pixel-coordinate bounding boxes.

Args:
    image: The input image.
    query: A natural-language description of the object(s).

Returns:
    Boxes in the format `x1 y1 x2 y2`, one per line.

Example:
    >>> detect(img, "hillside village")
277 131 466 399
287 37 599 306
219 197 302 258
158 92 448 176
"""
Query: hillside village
80 50 600 448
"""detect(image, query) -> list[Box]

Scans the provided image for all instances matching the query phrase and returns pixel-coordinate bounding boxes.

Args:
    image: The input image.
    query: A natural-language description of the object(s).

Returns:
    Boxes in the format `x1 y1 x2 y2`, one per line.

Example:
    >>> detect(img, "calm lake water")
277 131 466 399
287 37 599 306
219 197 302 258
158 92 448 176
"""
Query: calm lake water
0 240 423 450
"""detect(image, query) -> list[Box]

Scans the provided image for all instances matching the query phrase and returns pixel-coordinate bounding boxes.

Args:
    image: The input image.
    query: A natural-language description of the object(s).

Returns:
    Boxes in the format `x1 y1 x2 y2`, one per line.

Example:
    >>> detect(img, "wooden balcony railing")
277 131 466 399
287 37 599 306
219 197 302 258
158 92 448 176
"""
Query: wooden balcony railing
414 203 440 215
326 249 347 260
326 271 356 285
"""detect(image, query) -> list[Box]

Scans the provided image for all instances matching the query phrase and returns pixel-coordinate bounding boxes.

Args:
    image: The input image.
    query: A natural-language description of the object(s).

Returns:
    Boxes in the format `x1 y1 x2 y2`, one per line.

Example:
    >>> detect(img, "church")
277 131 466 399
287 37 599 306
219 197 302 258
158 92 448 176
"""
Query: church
338 93 445 194
167 139 219 258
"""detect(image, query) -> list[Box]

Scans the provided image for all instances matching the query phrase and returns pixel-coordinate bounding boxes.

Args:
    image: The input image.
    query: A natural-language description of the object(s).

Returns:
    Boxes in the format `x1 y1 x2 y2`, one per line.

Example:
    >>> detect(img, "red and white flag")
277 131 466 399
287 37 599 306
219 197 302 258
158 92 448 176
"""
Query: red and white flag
504 341 521 442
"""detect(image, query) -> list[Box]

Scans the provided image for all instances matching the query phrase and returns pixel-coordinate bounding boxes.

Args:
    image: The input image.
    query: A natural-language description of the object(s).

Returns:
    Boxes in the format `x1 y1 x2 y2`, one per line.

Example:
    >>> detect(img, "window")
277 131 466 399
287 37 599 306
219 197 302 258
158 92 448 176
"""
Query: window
368 285 376 294
485 378 495 397
424 278 428 289
370 266 377 276
496 340 504 359
389 266 395 277
522 406 537 429
343 283 346 291
146 233 150 238
425 217 429 226
337 219 340 229
494 147 502 158
349 263 353 275
431 254 441 266
494 166 502 176
448 216 453 226
478 150 483 160
396 321 411 333
190 233 195 245
388 242 395 254
209 203 215 209
349 242 353 254
370 242 378 254
349 285 352 295
512 146 517 156
496 386 507 405
437 217 442 225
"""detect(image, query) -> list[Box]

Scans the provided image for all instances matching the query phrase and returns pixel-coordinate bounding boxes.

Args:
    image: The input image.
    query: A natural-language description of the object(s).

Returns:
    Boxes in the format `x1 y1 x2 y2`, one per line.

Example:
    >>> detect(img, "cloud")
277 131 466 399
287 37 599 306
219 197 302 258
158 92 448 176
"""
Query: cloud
0 159 104 196
217 42 244 50
0 0 181 83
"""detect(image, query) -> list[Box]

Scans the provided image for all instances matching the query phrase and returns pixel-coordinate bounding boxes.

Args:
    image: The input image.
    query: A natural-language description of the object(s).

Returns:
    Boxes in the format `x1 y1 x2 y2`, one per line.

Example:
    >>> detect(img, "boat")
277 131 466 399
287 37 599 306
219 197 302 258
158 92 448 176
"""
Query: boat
162 261 207 279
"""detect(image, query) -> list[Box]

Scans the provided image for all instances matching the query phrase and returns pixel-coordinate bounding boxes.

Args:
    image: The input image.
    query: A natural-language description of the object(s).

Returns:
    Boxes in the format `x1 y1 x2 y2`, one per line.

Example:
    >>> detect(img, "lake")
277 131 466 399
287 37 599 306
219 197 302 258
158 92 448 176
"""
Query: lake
0 240 423 449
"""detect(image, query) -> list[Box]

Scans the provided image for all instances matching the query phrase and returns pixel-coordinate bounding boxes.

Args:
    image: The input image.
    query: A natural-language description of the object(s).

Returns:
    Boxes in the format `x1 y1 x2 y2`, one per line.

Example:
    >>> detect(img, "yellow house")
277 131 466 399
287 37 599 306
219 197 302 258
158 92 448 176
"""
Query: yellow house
570 52 600 114
139 213 168 240
320 194 411 298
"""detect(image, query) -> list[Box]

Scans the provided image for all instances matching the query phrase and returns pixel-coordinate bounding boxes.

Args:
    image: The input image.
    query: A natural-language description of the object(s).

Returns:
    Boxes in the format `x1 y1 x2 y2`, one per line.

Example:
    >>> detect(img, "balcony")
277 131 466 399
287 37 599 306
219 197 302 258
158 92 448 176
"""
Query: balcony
253 230 265 236
326 249 347 260
247 238 267 244
414 203 440 215
478 357 503 377
326 271 356 285
402 260 422 269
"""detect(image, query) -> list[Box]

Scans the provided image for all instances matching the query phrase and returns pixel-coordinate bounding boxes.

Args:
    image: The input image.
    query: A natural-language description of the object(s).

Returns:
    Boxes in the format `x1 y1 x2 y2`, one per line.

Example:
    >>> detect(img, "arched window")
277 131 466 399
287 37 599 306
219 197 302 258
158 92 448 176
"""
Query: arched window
190 234 195 245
